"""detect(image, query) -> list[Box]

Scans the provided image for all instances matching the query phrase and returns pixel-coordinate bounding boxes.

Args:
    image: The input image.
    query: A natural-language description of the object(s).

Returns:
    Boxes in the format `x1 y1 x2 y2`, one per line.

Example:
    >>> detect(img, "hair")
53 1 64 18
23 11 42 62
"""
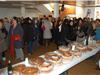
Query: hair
46 17 49 20
13 17 18 23
43 15 46 18
4 17 8 20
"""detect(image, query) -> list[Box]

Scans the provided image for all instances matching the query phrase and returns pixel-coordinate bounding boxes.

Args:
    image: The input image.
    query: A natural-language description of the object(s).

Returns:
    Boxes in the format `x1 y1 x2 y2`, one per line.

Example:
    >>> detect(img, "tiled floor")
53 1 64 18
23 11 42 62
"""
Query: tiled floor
5 42 100 75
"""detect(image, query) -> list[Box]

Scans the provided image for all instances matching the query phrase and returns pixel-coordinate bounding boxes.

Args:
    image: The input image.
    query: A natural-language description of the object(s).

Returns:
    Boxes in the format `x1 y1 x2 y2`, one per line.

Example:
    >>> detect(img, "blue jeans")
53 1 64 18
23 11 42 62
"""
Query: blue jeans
15 48 24 60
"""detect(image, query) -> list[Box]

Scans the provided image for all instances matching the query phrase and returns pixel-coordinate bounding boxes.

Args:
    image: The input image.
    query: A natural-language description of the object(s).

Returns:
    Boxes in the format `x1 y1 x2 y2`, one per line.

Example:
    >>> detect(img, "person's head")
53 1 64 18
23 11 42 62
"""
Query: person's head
83 17 87 22
43 15 47 19
63 19 69 25
4 17 9 23
46 17 49 20
87 17 90 22
34 18 38 24
90 18 93 21
70 20 74 26
11 17 18 27
0 19 4 29
78 18 83 24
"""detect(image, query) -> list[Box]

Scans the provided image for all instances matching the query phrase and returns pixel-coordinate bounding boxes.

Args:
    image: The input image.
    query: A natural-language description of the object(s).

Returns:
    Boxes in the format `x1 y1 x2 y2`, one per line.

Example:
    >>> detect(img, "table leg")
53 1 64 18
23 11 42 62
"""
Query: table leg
60 70 68 75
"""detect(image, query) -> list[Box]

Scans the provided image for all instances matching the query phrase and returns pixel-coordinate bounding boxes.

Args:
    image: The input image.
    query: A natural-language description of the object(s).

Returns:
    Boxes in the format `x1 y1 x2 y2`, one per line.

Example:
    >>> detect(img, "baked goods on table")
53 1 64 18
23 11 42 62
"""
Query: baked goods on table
13 64 25 74
12 41 98 74
88 45 97 49
85 47 92 51
21 67 38 75
77 45 93 52
71 50 81 57
13 64 39 75
76 45 87 52
59 46 70 51
44 52 62 65
29 56 54 73
29 57 45 66
58 51 73 61
38 61 54 73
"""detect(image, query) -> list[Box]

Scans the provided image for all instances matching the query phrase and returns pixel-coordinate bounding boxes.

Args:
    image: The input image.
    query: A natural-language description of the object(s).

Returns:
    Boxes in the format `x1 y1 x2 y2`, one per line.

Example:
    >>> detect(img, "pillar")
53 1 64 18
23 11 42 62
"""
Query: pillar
21 6 25 17
54 2 59 18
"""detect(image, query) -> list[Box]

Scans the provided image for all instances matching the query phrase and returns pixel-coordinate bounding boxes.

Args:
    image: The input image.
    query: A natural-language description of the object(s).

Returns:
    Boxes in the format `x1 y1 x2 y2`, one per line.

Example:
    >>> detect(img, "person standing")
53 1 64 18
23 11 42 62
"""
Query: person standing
4 17 11 33
42 17 52 48
0 19 8 67
27 18 35 54
38 18 43 45
9 17 24 61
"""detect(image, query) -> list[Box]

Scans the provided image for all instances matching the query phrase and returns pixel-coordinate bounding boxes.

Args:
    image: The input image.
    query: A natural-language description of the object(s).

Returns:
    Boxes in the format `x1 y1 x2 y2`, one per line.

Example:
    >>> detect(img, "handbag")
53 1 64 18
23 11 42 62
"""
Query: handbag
41 24 45 31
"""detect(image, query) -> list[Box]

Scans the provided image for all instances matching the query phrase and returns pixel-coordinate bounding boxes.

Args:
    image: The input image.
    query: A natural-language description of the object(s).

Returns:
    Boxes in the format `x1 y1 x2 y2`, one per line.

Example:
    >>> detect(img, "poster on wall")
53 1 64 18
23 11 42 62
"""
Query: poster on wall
86 9 91 18
96 11 100 19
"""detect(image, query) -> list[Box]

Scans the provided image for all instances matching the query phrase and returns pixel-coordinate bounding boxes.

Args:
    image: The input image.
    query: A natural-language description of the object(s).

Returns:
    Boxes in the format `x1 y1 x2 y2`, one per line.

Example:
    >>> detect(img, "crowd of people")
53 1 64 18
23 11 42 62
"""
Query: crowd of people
0 15 100 68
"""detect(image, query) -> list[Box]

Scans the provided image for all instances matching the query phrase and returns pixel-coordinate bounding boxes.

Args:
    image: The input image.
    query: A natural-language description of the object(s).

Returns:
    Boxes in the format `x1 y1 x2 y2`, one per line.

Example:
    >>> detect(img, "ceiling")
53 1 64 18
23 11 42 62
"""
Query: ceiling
0 0 98 9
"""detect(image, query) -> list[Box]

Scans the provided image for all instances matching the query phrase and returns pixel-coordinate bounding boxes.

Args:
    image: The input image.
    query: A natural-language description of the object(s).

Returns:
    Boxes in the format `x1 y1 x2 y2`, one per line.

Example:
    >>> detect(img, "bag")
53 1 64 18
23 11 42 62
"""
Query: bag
41 24 45 31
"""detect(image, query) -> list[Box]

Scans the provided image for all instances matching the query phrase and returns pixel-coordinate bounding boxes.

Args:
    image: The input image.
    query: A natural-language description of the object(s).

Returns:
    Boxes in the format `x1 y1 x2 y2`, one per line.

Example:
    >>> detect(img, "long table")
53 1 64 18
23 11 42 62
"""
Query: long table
0 46 100 75
40 46 100 75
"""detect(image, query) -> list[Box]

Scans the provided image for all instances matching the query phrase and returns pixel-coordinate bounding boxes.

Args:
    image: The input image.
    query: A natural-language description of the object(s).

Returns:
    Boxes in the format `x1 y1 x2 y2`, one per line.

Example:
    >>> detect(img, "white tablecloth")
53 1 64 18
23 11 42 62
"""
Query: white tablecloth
0 47 100 75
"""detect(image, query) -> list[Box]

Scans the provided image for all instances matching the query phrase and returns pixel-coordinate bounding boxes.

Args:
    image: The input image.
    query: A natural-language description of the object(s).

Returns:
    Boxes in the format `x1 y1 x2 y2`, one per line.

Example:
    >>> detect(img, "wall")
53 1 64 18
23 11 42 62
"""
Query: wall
25 9 41 17
75 6 95 19
0 8 20 18
76 6 84 18
94 7 100 19
0 7 41 18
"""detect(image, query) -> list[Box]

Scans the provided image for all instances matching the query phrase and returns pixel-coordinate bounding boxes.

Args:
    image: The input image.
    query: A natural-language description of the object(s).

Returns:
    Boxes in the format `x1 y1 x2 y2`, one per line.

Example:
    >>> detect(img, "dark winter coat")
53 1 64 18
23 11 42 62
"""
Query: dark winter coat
9 24 24 48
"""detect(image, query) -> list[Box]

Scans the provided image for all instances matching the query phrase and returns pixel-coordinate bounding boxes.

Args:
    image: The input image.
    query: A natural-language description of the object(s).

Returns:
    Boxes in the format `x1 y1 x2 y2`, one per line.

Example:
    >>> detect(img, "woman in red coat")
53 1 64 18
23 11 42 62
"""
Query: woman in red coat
9 17 24 61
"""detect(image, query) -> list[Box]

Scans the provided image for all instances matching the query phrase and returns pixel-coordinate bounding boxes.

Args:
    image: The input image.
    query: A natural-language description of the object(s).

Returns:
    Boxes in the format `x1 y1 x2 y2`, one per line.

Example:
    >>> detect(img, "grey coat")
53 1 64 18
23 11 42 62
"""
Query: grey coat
43 20 52 39
0 30 8 53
